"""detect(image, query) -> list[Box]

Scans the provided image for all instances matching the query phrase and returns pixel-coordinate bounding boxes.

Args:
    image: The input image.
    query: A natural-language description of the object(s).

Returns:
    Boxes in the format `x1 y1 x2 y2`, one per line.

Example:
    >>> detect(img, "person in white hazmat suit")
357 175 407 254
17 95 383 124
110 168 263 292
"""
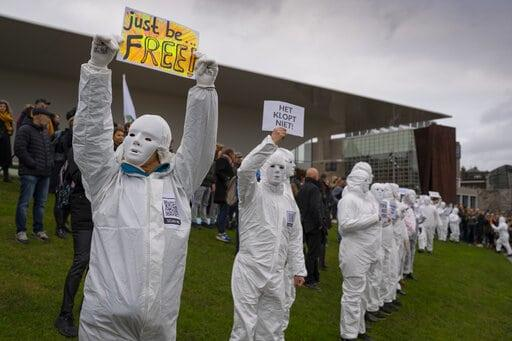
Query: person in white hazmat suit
230 127 306 341
377 184 400 314
491 216 512 256
364 183 391 321
389 184 408 296
73 36 219 340
449 208 461 242
416 196 428 252
338 163 380 341
420 197 441 254
402 190 418 280
437 202 451 241
275 147 303 340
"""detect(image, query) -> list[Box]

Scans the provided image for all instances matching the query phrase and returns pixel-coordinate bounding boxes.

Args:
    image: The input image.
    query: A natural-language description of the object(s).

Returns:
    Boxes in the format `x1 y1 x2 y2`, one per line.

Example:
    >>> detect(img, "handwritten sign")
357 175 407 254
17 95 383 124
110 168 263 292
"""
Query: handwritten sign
262 101 304 137
117 7 199 78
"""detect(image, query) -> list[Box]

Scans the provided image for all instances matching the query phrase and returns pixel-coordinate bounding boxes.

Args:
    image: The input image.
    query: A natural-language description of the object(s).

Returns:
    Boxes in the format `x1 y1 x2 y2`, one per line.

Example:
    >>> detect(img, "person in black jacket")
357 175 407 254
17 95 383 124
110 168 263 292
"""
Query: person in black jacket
214 148 235 242
14 108 54 243
51 109 75 239
54 144 94 337
296 168 326 289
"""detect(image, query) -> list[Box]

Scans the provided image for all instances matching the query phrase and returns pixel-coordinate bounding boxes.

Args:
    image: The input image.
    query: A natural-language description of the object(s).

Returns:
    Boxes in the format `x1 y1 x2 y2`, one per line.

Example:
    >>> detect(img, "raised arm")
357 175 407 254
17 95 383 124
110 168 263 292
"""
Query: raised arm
237 128 286 205
174 55 218 199
73 36 120 203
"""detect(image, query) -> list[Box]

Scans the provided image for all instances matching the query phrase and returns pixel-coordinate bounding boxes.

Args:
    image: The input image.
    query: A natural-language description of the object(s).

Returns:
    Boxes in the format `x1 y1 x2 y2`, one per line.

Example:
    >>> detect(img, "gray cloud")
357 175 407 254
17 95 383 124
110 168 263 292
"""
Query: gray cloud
1 0 511 170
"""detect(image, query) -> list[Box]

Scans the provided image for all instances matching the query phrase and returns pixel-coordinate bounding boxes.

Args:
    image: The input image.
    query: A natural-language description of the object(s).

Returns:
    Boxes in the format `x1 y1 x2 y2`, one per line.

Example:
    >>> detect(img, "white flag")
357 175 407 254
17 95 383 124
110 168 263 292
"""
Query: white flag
123 74 137 123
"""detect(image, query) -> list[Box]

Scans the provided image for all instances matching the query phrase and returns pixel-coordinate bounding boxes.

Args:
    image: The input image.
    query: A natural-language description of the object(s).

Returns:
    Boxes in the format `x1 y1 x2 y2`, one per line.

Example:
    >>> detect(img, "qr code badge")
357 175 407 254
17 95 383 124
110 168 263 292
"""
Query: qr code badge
286 210 296 227
162 196 181 226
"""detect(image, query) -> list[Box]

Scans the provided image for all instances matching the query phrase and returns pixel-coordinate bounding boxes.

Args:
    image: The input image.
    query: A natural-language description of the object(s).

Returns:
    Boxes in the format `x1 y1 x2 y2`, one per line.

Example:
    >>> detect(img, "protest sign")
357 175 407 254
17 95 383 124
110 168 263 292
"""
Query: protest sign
262 101 304 137
117 7 199 79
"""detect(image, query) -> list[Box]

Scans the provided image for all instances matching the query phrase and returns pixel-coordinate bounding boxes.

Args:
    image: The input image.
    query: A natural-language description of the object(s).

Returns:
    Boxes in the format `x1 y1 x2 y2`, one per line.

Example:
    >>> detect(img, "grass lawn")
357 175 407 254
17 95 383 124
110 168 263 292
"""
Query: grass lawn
1 179 512 340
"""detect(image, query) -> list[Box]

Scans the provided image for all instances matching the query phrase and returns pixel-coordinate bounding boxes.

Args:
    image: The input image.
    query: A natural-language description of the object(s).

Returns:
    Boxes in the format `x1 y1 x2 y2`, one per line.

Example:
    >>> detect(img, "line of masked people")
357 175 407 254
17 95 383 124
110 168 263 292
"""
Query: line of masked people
413 197 512 257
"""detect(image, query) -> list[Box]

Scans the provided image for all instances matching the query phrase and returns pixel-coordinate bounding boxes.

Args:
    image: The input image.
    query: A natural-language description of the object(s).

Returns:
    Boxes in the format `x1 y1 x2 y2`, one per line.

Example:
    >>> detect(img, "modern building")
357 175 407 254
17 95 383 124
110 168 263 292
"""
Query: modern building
294 123 457 203
0 15 447 156
460 167 489 189
456 165 512 211
487 165 512 190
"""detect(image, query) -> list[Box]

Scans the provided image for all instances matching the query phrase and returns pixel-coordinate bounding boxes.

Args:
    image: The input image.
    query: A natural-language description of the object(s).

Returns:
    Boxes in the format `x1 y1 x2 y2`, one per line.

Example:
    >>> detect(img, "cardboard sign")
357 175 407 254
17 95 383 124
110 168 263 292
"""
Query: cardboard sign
429 191 441 199
262 101 304 137
117 7 199 78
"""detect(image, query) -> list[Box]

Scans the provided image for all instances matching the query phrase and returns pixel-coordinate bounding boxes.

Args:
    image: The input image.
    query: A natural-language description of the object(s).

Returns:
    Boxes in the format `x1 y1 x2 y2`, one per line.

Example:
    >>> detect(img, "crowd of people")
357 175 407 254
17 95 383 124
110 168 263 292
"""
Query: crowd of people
1 35 511 340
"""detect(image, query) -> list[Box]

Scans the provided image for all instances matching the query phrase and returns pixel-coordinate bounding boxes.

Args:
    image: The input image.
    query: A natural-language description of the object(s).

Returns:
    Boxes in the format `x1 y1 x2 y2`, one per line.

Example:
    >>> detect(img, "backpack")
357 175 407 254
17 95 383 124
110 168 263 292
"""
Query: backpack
226 176 238 206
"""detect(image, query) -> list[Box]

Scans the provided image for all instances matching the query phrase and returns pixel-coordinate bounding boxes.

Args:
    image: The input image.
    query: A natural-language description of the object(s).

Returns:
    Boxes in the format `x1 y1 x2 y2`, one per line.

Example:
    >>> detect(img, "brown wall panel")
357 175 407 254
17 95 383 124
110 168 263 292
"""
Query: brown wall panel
414 125 457 203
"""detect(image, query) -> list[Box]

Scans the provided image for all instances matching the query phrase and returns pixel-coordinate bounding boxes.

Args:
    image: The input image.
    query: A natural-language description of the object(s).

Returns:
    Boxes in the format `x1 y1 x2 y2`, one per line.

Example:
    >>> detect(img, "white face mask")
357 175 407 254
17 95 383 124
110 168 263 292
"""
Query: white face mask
123 130 159 166
266 163 287 185
122 115 172 167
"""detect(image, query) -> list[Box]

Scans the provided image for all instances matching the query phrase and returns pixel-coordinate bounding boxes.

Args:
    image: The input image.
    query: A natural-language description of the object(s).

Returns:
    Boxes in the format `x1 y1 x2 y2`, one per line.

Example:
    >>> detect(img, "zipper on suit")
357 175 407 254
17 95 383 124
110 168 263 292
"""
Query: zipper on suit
142 176 152 330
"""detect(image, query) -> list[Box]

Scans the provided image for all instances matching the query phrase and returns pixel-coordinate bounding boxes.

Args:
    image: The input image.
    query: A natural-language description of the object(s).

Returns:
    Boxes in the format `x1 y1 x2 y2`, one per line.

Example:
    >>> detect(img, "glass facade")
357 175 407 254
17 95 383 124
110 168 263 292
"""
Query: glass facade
343 130 420 191
292 129 422 191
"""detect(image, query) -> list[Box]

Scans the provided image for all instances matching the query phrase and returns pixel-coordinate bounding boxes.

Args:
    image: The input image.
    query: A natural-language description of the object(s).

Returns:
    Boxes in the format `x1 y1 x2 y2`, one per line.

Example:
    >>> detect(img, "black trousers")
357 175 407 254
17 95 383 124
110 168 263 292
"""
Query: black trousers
60 228 92 315
305 230 323 284
54 193 71 230
319 232 327 268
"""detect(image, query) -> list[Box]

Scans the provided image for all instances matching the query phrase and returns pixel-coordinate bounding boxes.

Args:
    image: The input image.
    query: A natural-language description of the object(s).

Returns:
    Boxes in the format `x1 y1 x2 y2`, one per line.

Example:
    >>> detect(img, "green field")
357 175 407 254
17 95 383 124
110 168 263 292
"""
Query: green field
1 179 512 340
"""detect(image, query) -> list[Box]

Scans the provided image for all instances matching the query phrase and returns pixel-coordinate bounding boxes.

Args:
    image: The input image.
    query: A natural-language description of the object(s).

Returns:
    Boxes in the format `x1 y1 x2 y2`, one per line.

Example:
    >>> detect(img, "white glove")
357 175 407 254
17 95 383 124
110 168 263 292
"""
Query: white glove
89 35 121 69
195 52 218 88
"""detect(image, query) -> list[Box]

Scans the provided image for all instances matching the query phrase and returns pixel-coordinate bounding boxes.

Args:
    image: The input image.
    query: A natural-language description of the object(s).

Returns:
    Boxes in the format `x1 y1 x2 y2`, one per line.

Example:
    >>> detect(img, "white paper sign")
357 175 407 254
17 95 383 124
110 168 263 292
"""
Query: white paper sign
262 100 304 137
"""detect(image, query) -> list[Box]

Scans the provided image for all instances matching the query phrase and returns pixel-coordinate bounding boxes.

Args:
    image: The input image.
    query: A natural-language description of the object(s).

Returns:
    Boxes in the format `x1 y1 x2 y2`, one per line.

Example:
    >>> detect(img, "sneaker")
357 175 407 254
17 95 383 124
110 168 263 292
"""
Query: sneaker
358 333 373 341
15 231 29 244
365 312 384 323
34 231 49 241
304 282 321 291
397 289 407 296
54 313 78 337
56 228 67 239
372 310 389 318
216 233 231 243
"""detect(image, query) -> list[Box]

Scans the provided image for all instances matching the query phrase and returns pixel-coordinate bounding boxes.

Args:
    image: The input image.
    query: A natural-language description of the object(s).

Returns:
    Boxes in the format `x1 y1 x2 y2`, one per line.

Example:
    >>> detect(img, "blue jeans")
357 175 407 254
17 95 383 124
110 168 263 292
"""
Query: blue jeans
217 203 229 234
15 175 50 233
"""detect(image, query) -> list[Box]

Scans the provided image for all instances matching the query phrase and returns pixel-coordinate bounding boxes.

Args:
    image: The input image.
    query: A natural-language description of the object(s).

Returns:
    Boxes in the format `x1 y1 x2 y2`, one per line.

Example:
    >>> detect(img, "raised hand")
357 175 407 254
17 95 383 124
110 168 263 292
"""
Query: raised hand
271 127 287 144
89 35 122 69
195 52 219 88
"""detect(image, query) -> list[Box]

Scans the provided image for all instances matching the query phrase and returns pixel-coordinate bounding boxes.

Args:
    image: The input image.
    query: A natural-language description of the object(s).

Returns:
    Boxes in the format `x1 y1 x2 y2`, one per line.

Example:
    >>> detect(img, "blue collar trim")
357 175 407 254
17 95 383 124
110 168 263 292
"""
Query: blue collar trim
121 162 170 177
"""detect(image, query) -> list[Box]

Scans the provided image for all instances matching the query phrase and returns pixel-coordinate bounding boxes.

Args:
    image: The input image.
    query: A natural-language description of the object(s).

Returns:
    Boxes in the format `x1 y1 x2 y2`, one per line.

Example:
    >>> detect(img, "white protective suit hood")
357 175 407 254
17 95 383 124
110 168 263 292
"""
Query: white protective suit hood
499 216 507 225
390 183 400 201
275 148 295 178
116 114 173 166
403 190 416 206
344 169 372 195
452 208 459 215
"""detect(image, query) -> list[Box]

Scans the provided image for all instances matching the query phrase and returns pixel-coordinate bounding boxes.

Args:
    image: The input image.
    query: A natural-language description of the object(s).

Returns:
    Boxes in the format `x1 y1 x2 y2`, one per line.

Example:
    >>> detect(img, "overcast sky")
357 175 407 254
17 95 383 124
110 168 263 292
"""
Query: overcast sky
2 0 511 170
